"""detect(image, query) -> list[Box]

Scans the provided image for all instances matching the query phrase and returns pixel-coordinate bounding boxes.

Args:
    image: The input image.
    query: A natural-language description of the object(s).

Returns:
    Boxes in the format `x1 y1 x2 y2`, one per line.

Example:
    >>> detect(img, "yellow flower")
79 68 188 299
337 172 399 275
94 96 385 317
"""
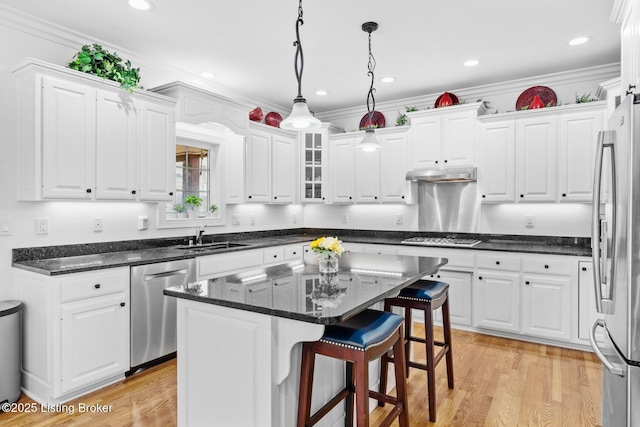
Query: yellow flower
310 236 344 257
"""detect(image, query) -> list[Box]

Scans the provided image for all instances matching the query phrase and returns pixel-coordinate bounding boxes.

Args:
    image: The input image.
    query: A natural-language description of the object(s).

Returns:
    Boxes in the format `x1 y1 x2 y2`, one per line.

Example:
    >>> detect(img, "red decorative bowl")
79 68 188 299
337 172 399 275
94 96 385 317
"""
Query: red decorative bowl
516 86 557 110
359 111 386 130
265 111 283 127
249 107 263 122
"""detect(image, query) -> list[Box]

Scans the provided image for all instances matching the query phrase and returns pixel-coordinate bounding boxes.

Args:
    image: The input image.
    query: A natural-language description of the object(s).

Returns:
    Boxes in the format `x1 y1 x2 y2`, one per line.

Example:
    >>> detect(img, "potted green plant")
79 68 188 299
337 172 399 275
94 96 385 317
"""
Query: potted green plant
183 195 203 218
68 43 142 93
172 203 187 219
207 204 218 217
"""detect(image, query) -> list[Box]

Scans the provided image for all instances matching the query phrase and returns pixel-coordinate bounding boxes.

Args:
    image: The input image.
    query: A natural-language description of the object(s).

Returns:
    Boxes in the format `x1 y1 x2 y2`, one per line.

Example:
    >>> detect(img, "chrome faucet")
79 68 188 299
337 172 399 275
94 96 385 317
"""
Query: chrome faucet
195 225 206 246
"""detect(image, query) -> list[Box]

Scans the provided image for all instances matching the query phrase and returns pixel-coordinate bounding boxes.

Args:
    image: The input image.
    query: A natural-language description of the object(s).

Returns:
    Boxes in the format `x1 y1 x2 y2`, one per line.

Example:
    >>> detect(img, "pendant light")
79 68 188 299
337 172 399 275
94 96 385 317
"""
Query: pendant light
358 22 382 152
280 0 322 131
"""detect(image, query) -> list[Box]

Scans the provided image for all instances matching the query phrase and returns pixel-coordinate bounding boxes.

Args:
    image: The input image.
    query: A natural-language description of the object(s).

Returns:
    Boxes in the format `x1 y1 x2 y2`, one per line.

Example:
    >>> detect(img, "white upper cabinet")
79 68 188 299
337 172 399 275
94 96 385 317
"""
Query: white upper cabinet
245 122 297 204
613 0 640 98
13 59 177 202
516 116 558 202
329 127 411 204
478 102 607 204
406 102 486 169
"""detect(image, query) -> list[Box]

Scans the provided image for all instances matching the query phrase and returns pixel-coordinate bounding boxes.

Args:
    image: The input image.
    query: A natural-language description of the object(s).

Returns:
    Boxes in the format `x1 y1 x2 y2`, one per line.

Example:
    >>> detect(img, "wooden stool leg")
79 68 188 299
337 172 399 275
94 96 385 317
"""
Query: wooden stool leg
393 329 410 427
378 301 391 407
424 303 437 423
354 353 370 427
345 362 355 427
404 307 412 378
442 294 455 389
297 343 316 427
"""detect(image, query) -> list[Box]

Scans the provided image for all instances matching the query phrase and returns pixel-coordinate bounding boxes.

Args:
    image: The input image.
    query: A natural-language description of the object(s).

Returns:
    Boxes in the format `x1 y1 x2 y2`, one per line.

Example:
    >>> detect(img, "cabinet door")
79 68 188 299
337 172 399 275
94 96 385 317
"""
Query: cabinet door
522 274 572 340
620 2 640 97
245 130 271 202
225 133 245 204
354 148 380 202
329 138 355 203
379 131 410 202
302 131 326 202
410 116 441 169
442 111 476 166
474 270 520 332
271 134 296 203
138 101 175 201
479 121 516 202
41 76 96 199
96 89 138 200
60 293 129 394
558 110 604 202
516 117 557 201
427 270 472 326
578 262 604 342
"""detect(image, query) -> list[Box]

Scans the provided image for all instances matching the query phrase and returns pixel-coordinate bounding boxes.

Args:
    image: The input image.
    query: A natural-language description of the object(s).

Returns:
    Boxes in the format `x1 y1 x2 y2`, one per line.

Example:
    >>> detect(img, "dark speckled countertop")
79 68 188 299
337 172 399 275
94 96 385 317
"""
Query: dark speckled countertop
12 228 592 276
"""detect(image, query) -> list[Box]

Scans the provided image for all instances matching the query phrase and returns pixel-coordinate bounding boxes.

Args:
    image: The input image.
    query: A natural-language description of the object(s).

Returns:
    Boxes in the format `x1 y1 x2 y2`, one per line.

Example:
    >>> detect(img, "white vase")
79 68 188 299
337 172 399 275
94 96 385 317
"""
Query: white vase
187 210 197 219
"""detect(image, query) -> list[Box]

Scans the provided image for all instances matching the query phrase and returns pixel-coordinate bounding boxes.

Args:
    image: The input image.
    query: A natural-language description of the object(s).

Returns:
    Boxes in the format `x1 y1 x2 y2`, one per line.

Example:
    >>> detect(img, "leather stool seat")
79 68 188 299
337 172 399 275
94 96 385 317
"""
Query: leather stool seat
398 280 448 301
321 309 404 350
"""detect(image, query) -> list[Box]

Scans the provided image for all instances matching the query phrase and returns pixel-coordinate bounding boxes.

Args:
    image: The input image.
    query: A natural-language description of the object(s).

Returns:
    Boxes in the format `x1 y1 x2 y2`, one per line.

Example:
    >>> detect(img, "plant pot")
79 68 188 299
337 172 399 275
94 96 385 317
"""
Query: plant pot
187 210 197 219
178 212 187 219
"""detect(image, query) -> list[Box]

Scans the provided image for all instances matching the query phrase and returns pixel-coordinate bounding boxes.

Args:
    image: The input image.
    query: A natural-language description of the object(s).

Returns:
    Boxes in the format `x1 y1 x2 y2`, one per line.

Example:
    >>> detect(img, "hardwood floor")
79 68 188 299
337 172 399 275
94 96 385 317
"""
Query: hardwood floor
0 327 602 427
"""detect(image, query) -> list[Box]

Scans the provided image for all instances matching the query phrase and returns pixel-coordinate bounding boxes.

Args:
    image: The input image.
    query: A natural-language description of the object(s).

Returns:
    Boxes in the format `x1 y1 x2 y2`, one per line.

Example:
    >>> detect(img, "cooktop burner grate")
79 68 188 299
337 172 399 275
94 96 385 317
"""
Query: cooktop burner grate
401 236 482 247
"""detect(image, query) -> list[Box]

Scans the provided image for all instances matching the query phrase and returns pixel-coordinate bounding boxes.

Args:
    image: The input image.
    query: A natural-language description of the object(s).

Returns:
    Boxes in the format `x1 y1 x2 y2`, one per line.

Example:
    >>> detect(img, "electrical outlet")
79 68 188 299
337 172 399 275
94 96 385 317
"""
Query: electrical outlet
93 217 103 232
341 213 349 223
525 214 535 228
36 217 49 234
232 214 240 225
292 214 298 224
138 216 149 230
395 214 403 225
0 219 12 236
250 214 256 226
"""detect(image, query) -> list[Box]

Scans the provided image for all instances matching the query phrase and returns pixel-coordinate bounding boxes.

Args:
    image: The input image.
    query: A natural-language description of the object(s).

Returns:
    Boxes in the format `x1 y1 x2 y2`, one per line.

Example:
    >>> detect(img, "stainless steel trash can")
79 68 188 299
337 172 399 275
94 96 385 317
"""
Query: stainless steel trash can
0 301 23 406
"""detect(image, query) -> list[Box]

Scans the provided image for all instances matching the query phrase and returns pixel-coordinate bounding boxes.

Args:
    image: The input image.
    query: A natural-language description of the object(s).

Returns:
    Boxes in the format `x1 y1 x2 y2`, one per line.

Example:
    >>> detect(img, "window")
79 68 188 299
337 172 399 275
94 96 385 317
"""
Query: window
157 122 227 228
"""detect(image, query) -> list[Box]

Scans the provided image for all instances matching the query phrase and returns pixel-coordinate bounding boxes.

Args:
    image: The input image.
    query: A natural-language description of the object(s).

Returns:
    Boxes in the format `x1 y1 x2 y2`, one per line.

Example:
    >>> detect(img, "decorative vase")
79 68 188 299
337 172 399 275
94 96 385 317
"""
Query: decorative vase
318 254 339 274
438 92 453 107
187 210 197 219
529 95 545 109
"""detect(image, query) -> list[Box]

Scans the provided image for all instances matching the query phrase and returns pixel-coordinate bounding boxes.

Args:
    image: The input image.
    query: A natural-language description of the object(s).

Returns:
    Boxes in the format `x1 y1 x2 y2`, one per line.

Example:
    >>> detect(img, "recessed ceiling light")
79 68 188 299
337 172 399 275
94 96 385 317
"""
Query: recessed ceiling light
315 90 328 96
381 76 395 83
200 72 216 79
569 36 591 46
463 59 479 67
128 0 154 11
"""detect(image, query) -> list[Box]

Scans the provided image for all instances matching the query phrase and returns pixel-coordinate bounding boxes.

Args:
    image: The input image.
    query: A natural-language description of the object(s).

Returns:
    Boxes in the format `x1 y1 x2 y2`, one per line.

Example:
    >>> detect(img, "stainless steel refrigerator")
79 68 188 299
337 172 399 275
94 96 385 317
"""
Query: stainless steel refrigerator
591 93 640 427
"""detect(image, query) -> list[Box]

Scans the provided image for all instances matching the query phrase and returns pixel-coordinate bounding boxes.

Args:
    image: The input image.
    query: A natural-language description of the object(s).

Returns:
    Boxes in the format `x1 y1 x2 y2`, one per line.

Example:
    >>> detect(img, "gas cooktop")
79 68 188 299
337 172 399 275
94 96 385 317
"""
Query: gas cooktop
400 236 483 248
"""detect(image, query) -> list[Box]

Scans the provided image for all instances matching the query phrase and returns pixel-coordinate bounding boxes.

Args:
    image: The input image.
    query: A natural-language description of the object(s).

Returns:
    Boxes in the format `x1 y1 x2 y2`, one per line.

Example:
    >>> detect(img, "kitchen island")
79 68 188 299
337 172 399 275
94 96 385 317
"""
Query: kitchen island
164 252 447 427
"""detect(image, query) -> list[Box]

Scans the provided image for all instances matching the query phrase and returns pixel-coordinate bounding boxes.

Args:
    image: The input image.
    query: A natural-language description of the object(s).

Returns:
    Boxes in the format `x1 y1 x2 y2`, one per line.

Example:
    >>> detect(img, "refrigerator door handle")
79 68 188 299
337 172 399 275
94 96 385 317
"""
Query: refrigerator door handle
591 130 617 314
589 319 625 377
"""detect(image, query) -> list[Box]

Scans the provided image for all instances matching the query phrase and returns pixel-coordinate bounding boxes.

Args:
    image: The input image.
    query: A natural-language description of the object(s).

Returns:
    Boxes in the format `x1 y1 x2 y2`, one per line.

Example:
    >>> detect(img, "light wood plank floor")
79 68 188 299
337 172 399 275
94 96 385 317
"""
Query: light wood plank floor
0 326 601 427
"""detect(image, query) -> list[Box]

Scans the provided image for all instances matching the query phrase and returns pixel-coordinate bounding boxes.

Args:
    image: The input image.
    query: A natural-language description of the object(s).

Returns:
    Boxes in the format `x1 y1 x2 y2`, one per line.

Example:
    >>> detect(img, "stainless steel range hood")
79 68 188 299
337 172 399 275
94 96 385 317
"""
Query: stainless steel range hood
406 166 477 183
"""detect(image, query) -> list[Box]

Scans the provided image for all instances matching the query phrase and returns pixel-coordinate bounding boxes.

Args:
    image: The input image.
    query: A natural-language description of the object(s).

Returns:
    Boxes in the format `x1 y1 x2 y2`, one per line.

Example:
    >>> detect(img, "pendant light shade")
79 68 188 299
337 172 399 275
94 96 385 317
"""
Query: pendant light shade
280 0 322 131
280 97 322 130
357 21 382 151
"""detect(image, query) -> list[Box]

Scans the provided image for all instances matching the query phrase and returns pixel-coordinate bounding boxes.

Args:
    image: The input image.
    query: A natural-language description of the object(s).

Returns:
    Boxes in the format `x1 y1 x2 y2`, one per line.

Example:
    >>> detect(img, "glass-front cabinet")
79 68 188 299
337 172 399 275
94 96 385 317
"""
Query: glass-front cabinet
301 123 335 203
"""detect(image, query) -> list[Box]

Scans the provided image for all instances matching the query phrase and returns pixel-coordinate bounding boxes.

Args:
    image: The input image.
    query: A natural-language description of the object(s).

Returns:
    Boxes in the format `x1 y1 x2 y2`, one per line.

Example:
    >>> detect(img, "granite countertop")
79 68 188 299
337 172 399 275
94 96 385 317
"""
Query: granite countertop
11 228 592 276
164 252 447 324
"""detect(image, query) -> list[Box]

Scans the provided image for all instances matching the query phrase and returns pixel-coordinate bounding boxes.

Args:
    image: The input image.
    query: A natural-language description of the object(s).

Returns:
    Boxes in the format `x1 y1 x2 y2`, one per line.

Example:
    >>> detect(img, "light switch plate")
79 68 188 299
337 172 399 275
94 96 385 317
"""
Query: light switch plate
93 217 103 232
232 214 240 225
0 219 12 236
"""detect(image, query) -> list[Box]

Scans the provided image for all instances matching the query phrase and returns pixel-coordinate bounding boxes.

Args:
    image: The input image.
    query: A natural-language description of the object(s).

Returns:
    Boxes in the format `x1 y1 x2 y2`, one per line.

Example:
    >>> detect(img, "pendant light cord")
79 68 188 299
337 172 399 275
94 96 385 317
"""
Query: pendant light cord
293 0 305 100
366 27 377 126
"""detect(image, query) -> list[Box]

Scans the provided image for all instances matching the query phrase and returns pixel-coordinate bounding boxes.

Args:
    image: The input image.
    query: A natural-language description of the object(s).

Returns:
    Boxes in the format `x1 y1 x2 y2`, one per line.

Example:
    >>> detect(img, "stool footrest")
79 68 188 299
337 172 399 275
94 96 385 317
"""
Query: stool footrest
377 404 404 427
308 387 351 427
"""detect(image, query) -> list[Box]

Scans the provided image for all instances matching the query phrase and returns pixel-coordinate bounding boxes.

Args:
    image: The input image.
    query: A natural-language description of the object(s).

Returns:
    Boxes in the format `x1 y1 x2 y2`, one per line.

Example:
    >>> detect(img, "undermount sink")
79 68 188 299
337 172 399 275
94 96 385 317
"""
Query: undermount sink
174 241 251 251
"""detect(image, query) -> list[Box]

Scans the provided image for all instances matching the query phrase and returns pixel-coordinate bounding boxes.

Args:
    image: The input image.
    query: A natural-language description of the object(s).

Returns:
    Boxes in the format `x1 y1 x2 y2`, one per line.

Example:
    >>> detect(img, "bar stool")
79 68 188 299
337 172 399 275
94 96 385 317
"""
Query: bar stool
297 309 409 427
380 279 454 422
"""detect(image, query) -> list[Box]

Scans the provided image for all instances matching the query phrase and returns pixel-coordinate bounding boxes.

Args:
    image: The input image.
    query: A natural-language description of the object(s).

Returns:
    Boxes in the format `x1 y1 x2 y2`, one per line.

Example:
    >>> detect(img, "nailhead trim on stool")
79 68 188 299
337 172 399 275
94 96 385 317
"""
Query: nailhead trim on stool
380 279 454 423
297 309 410 427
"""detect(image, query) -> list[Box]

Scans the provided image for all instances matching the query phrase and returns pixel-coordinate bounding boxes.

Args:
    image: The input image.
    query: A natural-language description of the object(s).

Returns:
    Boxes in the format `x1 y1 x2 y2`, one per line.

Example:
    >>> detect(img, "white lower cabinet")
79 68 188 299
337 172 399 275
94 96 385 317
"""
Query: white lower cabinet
474 269 521 332
426 270 472 326
17 267 130 404
521 274 572 340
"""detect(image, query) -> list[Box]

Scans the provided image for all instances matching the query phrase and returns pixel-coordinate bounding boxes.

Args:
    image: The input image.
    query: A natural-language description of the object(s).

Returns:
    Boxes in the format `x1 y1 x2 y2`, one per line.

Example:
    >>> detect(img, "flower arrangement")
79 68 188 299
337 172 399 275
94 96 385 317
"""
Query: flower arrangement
310 236 345 259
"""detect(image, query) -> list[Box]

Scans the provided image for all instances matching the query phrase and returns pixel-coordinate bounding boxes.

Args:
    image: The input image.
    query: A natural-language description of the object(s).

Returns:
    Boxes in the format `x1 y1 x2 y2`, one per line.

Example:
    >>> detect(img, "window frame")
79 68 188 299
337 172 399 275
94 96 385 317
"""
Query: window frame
157 122 227 229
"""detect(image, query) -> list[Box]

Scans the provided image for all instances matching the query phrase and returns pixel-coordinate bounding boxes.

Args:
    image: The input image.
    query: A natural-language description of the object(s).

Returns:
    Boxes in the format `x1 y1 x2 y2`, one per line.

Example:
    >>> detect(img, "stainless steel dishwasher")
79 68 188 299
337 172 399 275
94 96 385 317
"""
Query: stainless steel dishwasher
130 259 196 373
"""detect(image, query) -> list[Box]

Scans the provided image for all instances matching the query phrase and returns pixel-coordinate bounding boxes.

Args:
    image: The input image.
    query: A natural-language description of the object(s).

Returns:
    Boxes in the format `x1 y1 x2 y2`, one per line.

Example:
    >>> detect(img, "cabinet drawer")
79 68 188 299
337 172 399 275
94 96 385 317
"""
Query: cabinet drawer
264 247 285 265
198 250 262 278
284 245 303 260
60 267 129 303
522 257 572 275
477 254 520 271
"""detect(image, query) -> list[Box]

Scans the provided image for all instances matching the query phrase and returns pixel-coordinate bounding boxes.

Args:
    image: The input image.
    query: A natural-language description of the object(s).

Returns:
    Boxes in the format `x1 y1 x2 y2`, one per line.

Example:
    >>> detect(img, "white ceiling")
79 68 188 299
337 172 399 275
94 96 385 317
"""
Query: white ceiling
0 0 621 113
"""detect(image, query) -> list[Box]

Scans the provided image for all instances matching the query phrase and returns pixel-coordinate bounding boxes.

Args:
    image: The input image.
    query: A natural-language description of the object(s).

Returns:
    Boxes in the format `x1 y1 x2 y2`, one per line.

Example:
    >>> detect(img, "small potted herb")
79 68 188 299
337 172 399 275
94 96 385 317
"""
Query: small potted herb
208 204 218 217
183 195 203 218
172 203 187 218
